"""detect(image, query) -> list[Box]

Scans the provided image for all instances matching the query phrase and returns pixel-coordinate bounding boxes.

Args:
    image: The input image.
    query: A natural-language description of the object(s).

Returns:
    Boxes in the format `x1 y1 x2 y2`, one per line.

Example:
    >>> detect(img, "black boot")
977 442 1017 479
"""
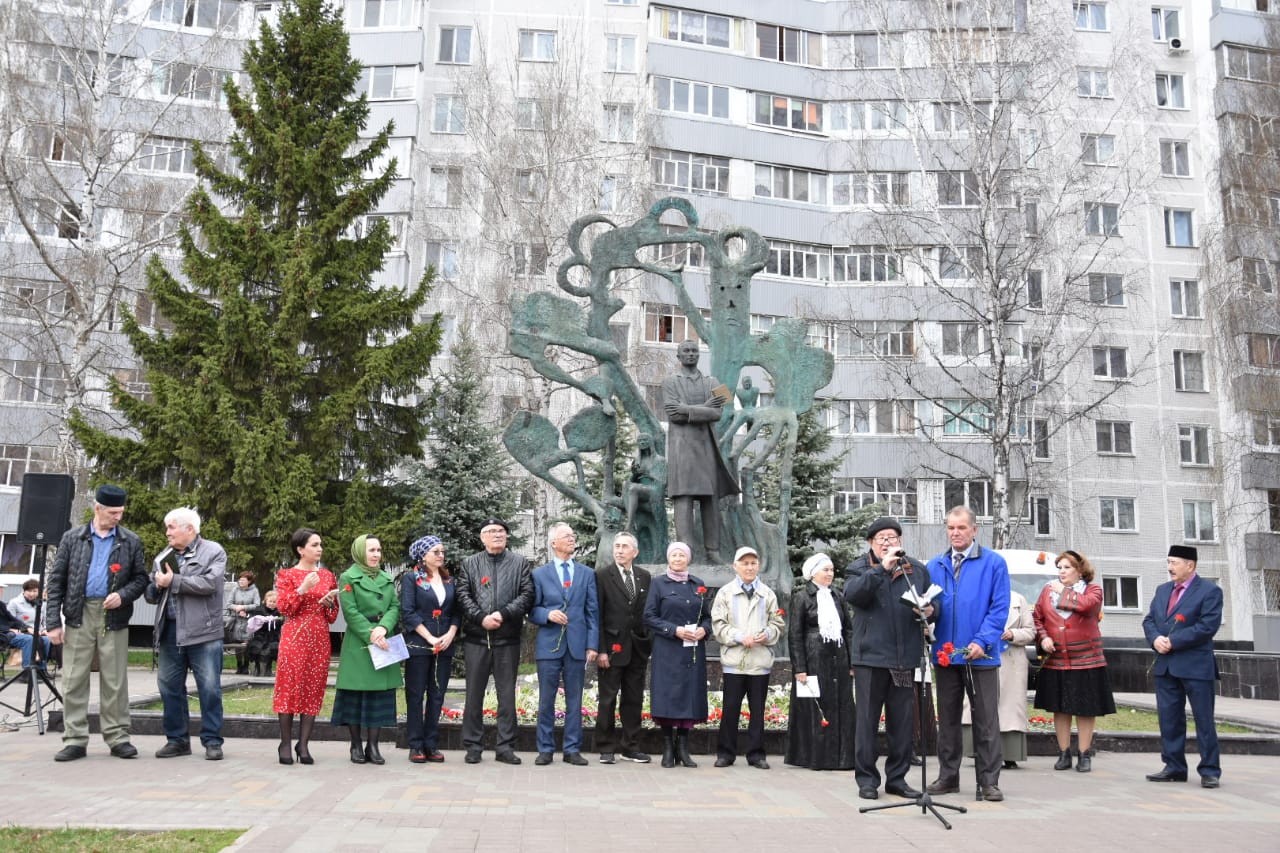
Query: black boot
661 727 676 769
349 725 367 764
1054 749 1072 771
675 730 697 768
1076 747 1092 773
365 727 385 765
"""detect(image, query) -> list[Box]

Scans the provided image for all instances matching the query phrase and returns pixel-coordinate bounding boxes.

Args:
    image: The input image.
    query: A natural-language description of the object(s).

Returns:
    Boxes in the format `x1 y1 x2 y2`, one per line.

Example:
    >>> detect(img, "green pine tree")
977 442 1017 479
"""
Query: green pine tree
411 326 522 565
72 0 440 571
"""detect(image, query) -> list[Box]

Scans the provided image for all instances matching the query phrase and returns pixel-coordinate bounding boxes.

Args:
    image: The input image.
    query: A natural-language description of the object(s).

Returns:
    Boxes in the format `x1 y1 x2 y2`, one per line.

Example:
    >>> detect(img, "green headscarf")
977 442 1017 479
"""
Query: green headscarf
350 534 380 579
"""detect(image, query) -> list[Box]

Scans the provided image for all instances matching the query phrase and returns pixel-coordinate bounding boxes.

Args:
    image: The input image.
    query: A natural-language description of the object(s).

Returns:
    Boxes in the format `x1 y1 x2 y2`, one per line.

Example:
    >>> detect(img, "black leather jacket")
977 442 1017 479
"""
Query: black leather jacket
454 549 534 646
45 522 148 632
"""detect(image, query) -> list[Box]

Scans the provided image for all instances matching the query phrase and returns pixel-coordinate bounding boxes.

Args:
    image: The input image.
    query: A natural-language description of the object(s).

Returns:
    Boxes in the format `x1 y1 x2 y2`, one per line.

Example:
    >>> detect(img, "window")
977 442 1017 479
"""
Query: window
513 243 548 277
1099 497 1137 531
605 34 637 73
1074 2 1108 31
833 247 902 283
1077 68 1110 98
932 101 996 134
136 136 196 174
1160 140 1190 176
826 399 918 435
0 360 67 404
0 444 55 488
837 321 914 357
349 214 405 251
1173 350 1206 391
607 0 638 4
1032 419 1051 459
1224 44 1274 82
1093 346 1128 379
832 477 917 521
148 0 239 29
1183 500 1215 542
754 164 828 204
938 246 982 281
1024 199 1040 236
1096 420 1133 454
598 175 620 213
1082 133 1115 165
432 95 465 134
941 323 985 357
937 171 980 207
29 199 82 239
1164 208 1194 246
1270 489 1280 533
1179 425 1210 465
829 101 907 133
755 23 822 65
515 169 544 202
26 126 80 162
807 323 836 352
834 172 909 206
1085 202 1120 236
828 32 894 68
653 6 738 49
1103 576 1140 609
438 26 472 64
515 99 552 131
1088 273 1124 306
358 65 415 100
1256 412 1280 447
354 0 417 27
1249 334 1280 368
764 240 831 281
643 303 703 344
1170 279 1200 318
154 62 233 103
1244 258 1275 292
752 93 823 133
2 278 69 321
1025 270 1044 309
601 104 635 142
1155 73 1186 108
653 77 729 118
651 149 730 195
945 479 993 519
426 166 462 207
1030 495 1052 535
941 400 993 435
1152 7 1180 42
424 241 457 280
518 30 557 61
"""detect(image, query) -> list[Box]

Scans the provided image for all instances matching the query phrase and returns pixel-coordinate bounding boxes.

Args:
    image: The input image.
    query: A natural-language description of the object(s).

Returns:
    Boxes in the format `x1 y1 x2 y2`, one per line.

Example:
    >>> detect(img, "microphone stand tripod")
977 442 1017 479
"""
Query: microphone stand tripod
0 545 63 733
859 610 966 829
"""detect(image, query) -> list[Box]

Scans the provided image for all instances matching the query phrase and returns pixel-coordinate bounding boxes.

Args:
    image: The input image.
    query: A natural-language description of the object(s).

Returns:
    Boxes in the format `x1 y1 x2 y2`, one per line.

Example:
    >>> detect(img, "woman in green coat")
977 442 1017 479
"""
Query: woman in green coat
331 535 402 765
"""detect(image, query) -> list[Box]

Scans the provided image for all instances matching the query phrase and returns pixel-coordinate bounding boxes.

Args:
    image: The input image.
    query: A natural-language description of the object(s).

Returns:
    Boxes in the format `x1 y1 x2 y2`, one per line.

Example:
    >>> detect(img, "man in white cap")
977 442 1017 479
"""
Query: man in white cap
711 545 784 768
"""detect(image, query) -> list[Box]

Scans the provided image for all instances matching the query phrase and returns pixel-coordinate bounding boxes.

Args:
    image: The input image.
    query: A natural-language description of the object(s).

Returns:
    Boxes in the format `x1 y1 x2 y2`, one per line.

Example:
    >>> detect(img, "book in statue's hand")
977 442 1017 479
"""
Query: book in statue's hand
710 383 733 404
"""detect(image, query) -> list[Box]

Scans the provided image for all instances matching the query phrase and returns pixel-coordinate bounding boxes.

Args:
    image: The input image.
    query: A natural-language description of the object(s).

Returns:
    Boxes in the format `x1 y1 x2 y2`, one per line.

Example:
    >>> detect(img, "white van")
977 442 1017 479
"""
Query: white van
996 549 1058 607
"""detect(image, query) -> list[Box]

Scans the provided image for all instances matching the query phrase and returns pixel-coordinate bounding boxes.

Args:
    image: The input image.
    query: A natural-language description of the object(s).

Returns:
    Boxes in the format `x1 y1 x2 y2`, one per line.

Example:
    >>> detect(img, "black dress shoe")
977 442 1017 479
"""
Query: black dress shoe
110 742 138 759
54 745 87 762
205 745 224 761
426 751 445 763
1146 769 1188 782
858 787 878 800
495 751 522 765
351 745 368 764
747 758 770 770
713 756 733 768
980 785 1004 802
909 755 923 766
464 750 482 764
926 778 959 795
155 741 192 758
599 753 616 764
563 753 588 766
1201 776 1220 788
886 784 922 799
619 750 651 763
535 752 553 766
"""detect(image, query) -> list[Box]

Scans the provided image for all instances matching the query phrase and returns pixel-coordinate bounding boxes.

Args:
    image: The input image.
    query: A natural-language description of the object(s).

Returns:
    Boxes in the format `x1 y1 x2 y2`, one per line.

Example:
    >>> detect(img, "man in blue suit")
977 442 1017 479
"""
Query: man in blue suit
531 522 599 766
1142 545 1223 788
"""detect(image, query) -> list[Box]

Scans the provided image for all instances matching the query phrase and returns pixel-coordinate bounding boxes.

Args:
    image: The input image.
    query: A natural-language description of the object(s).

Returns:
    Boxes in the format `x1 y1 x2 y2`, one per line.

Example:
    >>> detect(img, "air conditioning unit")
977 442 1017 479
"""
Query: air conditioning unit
1168 37 1188 54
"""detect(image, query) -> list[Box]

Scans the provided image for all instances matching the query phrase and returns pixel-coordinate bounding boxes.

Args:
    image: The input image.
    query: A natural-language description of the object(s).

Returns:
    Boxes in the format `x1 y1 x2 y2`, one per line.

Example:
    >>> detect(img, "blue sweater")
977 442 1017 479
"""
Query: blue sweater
926 545 1009 667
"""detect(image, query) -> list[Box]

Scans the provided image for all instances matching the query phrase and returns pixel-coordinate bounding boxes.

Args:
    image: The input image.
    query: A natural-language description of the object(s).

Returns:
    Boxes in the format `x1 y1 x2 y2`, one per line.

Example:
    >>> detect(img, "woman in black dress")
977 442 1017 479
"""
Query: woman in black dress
785 552 855 770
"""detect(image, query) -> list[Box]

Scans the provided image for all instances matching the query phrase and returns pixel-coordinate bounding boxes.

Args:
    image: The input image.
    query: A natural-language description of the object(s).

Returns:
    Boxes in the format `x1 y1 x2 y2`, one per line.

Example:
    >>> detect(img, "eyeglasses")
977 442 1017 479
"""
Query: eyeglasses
872 535 900 544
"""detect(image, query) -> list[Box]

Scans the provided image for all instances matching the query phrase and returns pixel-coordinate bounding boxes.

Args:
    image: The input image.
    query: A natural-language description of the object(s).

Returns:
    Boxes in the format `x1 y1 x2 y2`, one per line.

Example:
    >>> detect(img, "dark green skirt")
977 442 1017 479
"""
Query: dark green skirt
331 688 398 727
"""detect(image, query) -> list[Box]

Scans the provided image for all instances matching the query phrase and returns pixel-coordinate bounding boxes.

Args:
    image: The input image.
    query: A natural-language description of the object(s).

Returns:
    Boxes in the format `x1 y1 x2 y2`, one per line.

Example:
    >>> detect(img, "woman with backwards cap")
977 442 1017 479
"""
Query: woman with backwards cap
401 535 459 764
643 541 713 768
785 552 856 771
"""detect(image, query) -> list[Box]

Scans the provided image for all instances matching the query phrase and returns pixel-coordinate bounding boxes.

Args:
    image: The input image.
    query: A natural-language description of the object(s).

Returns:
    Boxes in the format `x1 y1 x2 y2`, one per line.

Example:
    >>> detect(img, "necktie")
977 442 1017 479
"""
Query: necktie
952 552 965 579
623 568 636 600
560 561 572 586
1167 583 1185 615
743 584 754 598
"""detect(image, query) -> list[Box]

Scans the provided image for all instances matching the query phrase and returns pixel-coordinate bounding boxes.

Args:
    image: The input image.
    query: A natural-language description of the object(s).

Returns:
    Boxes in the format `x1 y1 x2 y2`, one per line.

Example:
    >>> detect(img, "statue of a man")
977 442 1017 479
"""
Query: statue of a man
661 339 740 564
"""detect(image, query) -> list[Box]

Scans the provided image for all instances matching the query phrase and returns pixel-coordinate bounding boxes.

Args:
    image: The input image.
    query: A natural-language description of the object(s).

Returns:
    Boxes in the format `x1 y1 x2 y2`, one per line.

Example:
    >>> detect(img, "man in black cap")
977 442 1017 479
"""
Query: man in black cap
844 517 933 800
454 517 534 764
1142 545 1223 788
45 485 149 761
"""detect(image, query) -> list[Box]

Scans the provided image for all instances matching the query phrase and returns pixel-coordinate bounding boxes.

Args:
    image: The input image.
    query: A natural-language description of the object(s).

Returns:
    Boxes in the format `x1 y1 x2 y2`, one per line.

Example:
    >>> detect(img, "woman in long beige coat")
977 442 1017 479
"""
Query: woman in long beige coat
963 590 1035 767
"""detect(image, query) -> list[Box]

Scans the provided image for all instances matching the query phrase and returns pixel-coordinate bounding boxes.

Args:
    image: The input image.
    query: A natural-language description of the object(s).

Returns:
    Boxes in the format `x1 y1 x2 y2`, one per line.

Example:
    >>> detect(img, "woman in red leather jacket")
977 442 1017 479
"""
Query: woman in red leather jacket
1032 549 1116 773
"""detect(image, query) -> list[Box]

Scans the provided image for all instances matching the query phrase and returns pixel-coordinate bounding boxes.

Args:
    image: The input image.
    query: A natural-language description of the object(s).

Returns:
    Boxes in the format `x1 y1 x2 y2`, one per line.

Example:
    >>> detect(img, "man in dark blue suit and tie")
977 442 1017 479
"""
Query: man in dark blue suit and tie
531 523 599 766
1142 545 1223 788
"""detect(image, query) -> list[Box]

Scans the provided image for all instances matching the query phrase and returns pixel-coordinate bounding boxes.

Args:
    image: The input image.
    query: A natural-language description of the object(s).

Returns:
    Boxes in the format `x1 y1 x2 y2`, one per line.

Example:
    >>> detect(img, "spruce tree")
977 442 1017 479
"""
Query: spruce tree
72 0 440 571
411 326 522 564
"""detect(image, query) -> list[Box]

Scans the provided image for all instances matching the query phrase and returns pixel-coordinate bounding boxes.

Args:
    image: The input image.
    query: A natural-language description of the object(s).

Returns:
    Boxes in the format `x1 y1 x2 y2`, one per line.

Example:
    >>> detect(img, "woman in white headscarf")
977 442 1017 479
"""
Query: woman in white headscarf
784 553 855 770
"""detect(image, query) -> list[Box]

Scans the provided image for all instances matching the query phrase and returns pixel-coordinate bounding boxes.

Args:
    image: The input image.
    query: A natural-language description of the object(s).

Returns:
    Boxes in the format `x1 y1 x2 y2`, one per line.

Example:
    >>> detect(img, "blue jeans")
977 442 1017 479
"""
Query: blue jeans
536 651 585 754
404 649 454 752
7 632 50 668
157 619 224 747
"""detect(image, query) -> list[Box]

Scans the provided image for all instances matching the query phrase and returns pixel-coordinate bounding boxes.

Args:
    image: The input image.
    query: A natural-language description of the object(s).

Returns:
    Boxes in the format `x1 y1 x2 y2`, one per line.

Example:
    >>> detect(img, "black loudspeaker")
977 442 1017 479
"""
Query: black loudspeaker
16 473 76 545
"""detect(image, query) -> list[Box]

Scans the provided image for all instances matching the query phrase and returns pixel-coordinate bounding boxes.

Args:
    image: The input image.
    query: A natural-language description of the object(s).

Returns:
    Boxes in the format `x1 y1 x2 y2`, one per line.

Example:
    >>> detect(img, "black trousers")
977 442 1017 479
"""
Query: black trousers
936 665 1002 786
853 666 914 790
595 653 648 754
717 673 768 762
461 642 520 753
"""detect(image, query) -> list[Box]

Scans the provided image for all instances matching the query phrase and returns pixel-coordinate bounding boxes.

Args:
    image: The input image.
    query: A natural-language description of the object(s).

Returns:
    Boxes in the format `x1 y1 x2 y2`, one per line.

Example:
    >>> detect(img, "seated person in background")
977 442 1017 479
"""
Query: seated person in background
6 580 51 671
246 590 284 677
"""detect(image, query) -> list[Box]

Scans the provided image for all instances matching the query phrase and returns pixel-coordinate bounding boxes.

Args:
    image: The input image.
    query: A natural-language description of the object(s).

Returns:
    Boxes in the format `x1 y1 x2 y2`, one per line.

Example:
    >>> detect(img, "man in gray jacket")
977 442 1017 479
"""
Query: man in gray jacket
145 507 227 760
46 484 149 762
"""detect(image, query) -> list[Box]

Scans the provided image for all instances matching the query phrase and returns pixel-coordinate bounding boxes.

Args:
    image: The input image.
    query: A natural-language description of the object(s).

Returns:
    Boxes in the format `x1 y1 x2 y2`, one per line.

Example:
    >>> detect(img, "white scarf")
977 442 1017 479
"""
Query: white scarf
815 585 843 644
1050 579 1086 612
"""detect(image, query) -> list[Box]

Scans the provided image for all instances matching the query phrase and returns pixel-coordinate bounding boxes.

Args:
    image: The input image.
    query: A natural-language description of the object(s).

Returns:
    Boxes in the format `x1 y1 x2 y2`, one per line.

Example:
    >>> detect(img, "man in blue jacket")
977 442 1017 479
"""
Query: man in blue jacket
925 506 1010 802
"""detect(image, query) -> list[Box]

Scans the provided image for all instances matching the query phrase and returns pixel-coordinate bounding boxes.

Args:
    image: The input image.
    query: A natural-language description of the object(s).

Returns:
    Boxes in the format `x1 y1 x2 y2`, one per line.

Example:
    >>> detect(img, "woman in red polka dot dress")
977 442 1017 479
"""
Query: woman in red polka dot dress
272 527 339 765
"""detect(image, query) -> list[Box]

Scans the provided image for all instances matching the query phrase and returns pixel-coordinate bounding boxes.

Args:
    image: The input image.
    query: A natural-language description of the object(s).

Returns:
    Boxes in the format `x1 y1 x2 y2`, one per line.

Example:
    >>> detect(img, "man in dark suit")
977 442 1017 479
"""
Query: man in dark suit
594 531 652 765
1142 544 1223 788
530 523 599 766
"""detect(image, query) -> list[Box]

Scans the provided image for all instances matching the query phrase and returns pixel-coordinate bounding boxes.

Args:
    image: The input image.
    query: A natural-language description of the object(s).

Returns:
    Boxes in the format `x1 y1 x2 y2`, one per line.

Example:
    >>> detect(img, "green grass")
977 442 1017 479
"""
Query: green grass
127 650 239 670
140 684 408 719
0 827 244 852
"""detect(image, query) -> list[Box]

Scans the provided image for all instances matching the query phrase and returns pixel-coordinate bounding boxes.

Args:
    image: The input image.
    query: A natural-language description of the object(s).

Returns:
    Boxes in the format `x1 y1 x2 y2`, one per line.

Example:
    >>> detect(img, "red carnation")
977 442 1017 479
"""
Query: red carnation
936 650 951 667
941 641 955 655
821 719 830 728
342 584 352 593
21 614 29 621
611 643 622 653
109 563 121 573
1174 613 1186 623
481 576 491 585
563 580 572 589
696 586 707 595
432 609 442 618
776 608 785 617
